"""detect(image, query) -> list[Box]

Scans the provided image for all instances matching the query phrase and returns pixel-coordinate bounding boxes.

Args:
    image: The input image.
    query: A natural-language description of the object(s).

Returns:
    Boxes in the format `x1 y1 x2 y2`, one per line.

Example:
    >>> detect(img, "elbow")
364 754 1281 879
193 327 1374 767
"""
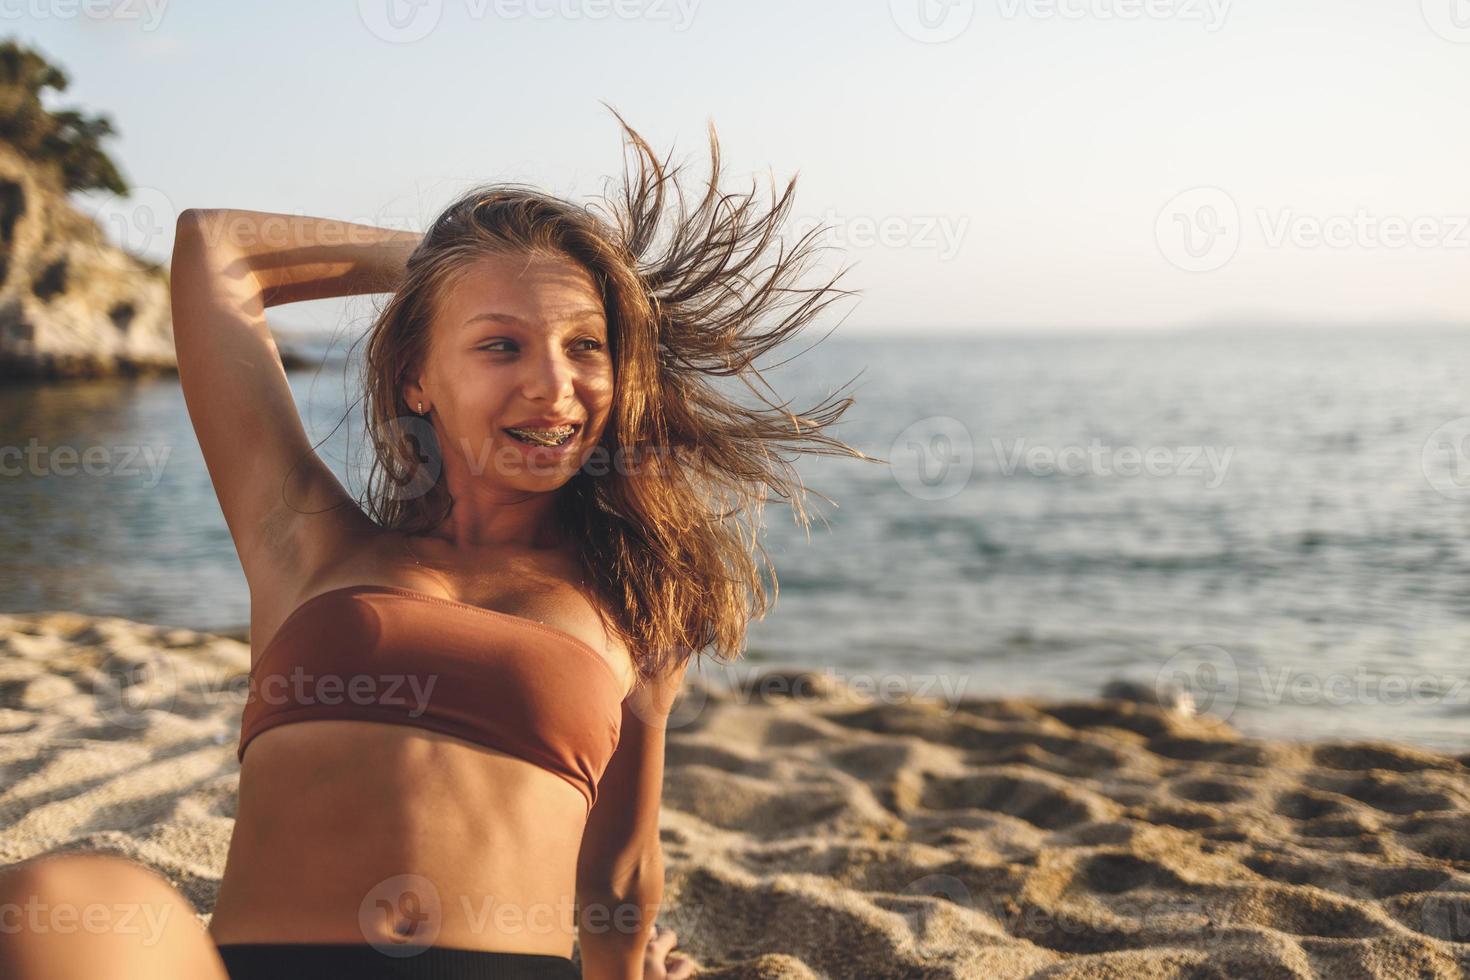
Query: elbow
171 209 209 265
577 876 664 947
176 207 223 229
173 209 228 256
580 846 665 903
175 208 207 239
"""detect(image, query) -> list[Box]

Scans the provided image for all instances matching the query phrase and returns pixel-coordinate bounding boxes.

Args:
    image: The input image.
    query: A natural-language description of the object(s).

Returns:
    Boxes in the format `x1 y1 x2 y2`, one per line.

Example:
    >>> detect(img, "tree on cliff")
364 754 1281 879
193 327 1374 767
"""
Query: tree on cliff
0 38 128 196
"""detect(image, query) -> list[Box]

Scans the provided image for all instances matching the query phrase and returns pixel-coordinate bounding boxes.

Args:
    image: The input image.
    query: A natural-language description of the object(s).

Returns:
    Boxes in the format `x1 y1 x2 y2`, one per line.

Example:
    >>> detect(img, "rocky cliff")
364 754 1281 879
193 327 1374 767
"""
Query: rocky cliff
0 144 315 381
0 142 176 380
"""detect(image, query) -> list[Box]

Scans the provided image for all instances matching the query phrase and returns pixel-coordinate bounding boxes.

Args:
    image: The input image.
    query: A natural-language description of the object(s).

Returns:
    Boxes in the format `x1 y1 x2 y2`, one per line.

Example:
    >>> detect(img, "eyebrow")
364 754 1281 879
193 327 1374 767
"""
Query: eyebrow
462 310 606 329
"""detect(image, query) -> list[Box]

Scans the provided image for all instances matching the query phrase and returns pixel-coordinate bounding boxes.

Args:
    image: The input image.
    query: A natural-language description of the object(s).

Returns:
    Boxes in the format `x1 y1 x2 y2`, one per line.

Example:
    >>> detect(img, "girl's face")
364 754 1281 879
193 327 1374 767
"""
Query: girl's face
408 251 615 493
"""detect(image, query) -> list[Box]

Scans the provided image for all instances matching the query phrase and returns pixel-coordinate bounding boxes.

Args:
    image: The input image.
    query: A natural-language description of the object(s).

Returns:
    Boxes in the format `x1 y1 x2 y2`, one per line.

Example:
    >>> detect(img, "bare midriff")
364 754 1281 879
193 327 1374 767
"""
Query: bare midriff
208 721 590 958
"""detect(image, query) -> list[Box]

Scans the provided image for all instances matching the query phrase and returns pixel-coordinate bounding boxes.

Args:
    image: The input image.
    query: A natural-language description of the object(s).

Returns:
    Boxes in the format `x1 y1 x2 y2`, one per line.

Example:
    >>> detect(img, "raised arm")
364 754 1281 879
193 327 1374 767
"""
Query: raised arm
575 658 694 980
168 209 421 591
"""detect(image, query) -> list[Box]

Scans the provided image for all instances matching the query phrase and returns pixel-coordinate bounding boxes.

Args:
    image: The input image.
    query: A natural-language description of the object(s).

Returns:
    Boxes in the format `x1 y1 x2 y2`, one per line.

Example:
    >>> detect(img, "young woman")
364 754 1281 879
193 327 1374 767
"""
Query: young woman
0 114 868 980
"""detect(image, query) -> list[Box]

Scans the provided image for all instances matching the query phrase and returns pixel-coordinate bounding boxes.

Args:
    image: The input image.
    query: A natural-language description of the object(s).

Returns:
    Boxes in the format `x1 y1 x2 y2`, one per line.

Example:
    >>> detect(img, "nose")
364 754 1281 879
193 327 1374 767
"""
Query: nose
519 344 578 404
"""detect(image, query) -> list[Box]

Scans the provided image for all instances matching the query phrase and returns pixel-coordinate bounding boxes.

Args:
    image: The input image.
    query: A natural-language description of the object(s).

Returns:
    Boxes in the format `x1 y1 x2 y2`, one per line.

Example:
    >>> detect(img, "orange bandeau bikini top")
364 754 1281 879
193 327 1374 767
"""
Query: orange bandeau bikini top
237 584 628 813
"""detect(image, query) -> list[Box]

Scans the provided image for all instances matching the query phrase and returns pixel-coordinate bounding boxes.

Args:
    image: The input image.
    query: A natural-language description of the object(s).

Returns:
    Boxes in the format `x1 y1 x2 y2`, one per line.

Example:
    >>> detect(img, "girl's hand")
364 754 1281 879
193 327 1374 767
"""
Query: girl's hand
643 923 699 979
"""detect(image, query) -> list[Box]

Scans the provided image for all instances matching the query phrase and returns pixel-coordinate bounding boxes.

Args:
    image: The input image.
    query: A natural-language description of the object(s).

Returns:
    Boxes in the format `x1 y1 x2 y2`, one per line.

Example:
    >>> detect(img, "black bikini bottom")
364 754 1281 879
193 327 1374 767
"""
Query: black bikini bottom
215 942 580 979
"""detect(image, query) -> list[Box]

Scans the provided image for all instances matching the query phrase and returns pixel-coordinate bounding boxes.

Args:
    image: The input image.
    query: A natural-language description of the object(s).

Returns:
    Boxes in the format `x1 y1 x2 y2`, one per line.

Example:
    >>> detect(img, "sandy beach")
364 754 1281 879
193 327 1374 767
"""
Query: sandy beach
2 607 1469 979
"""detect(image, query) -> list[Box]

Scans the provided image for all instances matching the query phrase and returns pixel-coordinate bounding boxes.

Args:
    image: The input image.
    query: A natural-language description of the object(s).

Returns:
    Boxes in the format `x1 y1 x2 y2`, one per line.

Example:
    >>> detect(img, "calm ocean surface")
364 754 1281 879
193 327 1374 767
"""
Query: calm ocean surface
3 328 1469 750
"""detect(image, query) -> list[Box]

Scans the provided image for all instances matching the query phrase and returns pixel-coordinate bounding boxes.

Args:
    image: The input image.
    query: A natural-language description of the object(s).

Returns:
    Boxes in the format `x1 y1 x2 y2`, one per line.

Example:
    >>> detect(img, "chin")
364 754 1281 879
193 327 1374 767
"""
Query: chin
506 464 581 489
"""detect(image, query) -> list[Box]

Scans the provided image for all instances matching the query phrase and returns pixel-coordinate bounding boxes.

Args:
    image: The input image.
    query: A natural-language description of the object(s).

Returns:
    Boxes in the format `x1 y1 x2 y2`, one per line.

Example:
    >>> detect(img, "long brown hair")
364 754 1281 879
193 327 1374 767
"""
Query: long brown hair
350 109 878 685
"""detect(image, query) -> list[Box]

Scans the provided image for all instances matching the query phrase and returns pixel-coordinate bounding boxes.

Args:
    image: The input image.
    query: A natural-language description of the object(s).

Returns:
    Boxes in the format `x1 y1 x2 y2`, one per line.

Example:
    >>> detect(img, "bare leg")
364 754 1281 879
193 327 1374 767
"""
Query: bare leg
0 853 230 980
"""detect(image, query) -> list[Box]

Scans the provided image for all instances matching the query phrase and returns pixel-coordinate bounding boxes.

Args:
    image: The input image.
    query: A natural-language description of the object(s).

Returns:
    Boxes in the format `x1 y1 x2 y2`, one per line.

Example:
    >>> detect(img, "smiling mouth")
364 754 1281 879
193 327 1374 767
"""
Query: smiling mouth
503 423 580 447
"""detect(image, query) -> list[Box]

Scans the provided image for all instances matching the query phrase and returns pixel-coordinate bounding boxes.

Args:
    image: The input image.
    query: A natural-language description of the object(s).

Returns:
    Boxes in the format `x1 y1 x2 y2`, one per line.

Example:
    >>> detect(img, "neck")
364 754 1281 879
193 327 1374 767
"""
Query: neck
411 497 569 553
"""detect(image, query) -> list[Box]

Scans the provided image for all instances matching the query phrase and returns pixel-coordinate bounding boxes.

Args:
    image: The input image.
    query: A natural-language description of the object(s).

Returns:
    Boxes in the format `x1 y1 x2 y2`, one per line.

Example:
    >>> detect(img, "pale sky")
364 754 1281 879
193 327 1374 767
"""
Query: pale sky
17 0 1470 333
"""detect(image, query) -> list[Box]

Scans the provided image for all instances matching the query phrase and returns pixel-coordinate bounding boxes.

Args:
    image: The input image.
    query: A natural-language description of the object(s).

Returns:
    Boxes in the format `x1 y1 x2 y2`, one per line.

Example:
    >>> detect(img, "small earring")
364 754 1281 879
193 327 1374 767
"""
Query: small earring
417 401 424 414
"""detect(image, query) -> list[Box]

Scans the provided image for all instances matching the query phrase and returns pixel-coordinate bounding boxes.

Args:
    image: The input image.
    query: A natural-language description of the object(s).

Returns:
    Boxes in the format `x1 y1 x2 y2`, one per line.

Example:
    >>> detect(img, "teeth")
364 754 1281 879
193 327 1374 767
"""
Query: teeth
506 425 576 446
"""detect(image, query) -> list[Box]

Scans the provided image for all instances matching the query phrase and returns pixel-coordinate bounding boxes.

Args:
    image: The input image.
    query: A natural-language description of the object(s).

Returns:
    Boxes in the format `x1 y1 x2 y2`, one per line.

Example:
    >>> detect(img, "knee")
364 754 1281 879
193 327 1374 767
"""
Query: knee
1 852 173 902
0 853 217 979
0 852 189 936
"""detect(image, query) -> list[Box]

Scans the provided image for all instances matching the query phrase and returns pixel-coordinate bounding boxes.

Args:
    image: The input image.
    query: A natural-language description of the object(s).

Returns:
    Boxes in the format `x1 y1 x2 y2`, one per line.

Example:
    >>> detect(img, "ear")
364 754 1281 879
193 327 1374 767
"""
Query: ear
402 367 427 413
